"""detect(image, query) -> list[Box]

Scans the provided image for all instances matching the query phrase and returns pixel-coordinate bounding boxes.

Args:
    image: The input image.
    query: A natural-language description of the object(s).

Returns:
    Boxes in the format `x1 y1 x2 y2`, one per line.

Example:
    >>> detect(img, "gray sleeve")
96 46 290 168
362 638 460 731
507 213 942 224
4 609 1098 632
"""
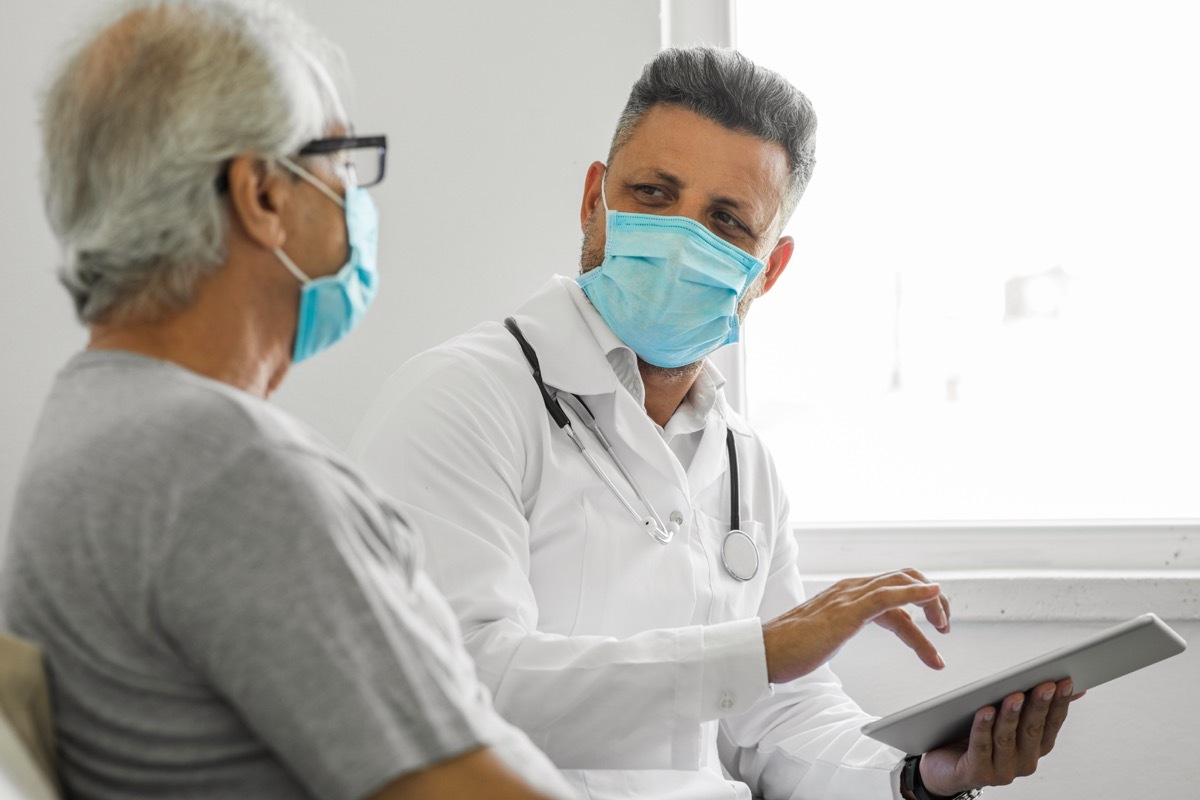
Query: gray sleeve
153 445 489 800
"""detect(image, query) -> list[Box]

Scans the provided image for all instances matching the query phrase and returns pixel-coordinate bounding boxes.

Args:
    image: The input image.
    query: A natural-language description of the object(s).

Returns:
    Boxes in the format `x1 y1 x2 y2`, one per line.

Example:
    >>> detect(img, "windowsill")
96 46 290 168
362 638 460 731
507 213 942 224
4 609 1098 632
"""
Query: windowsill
793 519 1198 570
794 521 1200 621
800 571 1200 622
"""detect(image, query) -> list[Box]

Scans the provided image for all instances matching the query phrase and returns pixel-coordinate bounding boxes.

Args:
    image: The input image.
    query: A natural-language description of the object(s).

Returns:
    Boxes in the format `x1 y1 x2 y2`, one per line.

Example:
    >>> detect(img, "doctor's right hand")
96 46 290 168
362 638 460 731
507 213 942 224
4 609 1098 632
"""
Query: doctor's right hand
761 568 950 684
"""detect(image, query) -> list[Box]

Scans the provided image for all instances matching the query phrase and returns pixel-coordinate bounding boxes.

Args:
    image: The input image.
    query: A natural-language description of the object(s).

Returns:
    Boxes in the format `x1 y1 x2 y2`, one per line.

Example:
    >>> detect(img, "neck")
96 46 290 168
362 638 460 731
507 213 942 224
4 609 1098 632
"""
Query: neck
88 325 285 399
87 263 294 399
638 358 704 427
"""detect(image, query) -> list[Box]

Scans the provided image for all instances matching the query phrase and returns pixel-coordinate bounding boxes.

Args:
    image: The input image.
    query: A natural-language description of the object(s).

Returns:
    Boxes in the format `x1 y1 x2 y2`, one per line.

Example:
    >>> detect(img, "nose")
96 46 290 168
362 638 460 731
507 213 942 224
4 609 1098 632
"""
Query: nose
672 198 716 236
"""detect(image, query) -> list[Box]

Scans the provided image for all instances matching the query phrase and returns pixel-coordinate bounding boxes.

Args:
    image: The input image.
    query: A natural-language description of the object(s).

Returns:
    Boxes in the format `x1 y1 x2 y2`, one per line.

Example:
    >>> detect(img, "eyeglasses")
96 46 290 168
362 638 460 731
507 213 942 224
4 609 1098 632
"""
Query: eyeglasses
213 134 388 194
297 134 388 188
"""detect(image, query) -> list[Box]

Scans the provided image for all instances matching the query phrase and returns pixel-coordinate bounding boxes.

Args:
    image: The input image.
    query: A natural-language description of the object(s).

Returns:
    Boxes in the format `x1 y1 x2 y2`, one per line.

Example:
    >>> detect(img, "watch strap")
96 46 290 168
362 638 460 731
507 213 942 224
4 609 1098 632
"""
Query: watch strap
901 755 983 800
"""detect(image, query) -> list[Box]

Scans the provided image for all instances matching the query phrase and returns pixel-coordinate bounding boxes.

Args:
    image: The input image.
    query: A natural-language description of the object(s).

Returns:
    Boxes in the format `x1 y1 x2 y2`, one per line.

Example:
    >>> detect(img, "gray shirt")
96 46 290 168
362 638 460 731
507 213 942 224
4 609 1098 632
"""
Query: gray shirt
0 351 571 800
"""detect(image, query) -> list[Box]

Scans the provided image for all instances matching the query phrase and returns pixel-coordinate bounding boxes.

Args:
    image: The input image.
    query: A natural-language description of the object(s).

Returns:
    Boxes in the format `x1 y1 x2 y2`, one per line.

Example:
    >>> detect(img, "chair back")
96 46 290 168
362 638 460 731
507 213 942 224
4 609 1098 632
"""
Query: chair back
0 633 60 799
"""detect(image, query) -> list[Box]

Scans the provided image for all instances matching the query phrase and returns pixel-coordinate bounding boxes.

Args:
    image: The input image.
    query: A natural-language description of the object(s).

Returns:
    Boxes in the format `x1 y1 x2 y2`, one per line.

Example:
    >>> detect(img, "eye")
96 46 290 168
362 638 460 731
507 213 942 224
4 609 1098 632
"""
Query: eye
632 184 670 203
714 209 748 234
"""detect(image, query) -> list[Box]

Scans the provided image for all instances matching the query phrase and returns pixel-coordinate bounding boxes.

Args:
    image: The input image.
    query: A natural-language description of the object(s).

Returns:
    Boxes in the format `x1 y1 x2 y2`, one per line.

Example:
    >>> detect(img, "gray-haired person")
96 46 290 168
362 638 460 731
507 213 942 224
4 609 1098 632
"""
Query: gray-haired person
0 1 575 798
352 47 1083 799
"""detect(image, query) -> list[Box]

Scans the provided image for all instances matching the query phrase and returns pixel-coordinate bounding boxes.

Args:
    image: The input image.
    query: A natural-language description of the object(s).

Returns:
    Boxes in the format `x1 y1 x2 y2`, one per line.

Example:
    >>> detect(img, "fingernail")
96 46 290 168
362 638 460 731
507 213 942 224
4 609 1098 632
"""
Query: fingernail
982 708 995 722
935 653 945 669
1041 687 1056 702
1011 697 1024 713
1060 681 1074 697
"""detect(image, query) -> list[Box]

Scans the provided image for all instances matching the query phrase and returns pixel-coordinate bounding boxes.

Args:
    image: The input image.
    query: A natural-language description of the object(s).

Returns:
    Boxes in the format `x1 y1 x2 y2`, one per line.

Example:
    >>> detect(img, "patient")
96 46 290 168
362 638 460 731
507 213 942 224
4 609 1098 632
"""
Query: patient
0 1 573 798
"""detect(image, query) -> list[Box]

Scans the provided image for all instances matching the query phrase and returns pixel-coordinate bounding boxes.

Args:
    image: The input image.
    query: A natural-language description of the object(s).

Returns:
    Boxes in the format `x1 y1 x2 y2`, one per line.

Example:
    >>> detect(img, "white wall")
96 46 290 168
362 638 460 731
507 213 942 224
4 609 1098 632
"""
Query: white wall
1 2 1194 798
0 0 661 524
827 615 1198 798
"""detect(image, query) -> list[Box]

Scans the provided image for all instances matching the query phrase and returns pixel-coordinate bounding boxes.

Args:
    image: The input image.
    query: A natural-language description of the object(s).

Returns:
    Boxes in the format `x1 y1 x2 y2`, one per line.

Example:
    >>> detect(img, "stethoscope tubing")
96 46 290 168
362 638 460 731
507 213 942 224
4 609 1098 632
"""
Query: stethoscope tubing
503 316 758 580
558 392 672 541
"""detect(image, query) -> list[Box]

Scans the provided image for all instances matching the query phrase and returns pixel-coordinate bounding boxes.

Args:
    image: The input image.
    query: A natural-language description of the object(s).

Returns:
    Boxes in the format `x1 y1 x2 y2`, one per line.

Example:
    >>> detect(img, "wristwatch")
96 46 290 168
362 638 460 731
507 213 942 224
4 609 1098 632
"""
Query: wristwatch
900 755 983 800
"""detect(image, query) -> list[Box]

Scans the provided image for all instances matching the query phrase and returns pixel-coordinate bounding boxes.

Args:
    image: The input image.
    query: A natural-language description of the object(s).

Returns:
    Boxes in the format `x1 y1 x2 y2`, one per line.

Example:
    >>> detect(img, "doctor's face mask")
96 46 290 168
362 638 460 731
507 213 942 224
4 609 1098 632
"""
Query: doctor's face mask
577 180 767 369
273 156 380 363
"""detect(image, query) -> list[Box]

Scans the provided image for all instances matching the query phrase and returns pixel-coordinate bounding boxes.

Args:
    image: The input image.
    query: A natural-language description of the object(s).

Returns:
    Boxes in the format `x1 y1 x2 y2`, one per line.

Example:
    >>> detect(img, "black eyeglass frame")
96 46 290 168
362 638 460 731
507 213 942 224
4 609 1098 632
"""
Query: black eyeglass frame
297 134 388 188
214 134 389 194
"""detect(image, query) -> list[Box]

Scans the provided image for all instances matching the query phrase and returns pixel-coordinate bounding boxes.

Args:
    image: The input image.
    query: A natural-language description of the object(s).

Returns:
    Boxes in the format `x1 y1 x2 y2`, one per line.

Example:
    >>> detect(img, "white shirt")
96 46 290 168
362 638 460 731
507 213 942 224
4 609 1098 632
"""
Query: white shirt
589 294 717 471
353 276 906 800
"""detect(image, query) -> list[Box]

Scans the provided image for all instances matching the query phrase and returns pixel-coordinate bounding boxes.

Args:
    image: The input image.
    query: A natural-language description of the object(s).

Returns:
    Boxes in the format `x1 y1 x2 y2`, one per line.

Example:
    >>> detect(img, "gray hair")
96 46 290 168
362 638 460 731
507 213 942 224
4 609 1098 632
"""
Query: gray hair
41 0 350 324
608 47 817 231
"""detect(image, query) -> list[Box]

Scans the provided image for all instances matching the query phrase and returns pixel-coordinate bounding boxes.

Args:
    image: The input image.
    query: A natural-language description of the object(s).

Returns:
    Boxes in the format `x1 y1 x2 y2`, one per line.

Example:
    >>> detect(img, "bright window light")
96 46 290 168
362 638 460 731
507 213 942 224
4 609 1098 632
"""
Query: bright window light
738 1 1200 523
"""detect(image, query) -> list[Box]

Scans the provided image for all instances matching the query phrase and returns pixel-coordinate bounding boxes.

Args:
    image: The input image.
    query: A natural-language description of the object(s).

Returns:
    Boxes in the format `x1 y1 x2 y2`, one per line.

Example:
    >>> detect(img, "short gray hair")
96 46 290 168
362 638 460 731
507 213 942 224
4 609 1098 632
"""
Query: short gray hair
41 0 350 324
608 47 817 231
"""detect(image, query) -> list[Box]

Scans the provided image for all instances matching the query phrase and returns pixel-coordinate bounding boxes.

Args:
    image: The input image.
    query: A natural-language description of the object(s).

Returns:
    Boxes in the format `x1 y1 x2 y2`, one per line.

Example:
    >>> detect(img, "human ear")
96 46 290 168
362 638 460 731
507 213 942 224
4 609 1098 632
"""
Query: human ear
761 235 794 295
580 161 607 230
226 155 290 251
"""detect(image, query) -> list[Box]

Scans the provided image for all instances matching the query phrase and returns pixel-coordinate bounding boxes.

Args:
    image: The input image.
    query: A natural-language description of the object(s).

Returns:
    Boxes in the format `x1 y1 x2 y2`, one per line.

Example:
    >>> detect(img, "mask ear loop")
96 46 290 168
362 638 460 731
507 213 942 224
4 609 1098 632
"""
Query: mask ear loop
279 156 346 208
274 246 312 285
273 156 350 285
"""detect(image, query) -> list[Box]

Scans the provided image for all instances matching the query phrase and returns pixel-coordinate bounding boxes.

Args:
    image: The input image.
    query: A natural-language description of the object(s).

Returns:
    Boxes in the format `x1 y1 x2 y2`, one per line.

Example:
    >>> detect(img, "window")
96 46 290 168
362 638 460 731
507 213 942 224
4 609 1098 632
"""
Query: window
736 2 1200 544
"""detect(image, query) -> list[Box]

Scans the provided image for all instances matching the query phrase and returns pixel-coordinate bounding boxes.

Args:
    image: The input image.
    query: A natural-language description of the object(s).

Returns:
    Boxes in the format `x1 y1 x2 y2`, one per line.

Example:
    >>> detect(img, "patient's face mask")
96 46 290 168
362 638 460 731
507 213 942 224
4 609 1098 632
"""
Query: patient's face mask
577 181 766 369
274 157 379 363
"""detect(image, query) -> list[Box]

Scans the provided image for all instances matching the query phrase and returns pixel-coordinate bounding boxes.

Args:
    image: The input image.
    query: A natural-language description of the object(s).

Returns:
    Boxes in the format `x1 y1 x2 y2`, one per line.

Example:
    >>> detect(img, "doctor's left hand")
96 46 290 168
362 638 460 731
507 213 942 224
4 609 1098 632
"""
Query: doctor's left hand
917 678 1085 796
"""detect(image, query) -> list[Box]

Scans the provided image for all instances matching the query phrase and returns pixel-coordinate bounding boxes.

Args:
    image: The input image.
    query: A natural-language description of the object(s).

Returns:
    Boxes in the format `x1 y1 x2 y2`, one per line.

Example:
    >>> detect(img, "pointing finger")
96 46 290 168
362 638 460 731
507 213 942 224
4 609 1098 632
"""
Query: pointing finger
875 608 945 669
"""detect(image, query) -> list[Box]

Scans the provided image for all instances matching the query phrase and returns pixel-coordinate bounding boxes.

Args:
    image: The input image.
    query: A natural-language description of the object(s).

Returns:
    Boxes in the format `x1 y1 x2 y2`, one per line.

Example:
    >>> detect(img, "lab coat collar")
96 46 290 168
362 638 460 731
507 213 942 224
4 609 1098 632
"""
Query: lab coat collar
510 278 687 488
691 354 753 438
508 276 625 397
509 276 753 438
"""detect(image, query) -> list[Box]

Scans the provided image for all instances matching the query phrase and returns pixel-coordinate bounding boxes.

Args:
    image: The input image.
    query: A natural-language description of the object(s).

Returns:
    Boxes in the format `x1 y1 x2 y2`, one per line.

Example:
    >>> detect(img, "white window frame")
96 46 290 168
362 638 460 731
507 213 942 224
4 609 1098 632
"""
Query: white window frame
661 1 1200 608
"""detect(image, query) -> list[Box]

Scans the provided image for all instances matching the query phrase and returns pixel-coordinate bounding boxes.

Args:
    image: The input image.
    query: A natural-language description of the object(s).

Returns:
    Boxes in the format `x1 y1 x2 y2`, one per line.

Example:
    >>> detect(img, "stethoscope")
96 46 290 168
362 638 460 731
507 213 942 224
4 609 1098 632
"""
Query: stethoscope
504 317 759 582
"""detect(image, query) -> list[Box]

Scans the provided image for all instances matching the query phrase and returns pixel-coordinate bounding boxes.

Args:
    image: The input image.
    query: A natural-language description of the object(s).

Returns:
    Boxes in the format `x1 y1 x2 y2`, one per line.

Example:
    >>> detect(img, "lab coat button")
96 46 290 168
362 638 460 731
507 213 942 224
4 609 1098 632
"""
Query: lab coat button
719 692 735 710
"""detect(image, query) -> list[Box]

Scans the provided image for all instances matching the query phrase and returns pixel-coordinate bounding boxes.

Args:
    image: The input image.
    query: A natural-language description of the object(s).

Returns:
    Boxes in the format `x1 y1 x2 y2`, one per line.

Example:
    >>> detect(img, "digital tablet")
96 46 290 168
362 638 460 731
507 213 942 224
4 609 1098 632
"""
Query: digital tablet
861 612 1187 754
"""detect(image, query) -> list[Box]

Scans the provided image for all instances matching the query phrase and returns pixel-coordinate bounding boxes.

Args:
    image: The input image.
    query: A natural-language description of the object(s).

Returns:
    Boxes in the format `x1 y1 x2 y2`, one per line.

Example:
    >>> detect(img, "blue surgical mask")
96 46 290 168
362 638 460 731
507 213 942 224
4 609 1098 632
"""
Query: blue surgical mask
274 157 379 363
577 181 767 368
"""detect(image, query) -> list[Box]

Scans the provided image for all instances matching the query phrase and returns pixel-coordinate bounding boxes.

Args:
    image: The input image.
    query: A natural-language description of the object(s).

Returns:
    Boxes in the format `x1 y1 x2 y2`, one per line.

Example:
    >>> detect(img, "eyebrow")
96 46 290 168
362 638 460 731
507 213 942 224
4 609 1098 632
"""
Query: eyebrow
631 168 685 190
634 169 754 210
627 167 770 238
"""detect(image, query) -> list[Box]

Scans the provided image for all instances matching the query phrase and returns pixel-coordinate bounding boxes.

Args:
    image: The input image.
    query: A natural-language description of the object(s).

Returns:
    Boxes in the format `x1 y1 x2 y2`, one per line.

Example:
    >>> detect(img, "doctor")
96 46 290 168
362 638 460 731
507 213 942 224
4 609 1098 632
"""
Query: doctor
355 47 1078 799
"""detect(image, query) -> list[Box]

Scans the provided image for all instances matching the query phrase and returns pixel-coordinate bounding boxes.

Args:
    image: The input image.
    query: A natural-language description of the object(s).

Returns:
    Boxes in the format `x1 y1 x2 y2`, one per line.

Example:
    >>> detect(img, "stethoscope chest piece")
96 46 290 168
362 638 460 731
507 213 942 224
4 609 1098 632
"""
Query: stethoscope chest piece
721 529 759 582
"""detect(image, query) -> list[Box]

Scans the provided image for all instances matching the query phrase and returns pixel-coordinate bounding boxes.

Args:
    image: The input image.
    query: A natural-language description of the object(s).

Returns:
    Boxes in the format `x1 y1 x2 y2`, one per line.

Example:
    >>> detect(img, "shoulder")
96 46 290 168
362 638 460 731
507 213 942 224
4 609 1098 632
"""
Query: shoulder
65 351 320 453
352 321 543 455
404 321 534 390
24 352 357 532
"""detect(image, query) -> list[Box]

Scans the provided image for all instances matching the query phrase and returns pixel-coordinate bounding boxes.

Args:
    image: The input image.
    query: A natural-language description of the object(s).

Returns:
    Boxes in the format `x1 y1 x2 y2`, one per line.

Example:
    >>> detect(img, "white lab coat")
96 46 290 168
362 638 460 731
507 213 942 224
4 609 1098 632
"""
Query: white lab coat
353 276 906 799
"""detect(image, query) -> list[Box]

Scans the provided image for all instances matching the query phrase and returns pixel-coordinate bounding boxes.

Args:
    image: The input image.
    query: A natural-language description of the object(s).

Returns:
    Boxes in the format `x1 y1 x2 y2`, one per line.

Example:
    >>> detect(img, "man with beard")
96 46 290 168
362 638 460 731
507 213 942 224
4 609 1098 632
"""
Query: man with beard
353 47 1080 800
